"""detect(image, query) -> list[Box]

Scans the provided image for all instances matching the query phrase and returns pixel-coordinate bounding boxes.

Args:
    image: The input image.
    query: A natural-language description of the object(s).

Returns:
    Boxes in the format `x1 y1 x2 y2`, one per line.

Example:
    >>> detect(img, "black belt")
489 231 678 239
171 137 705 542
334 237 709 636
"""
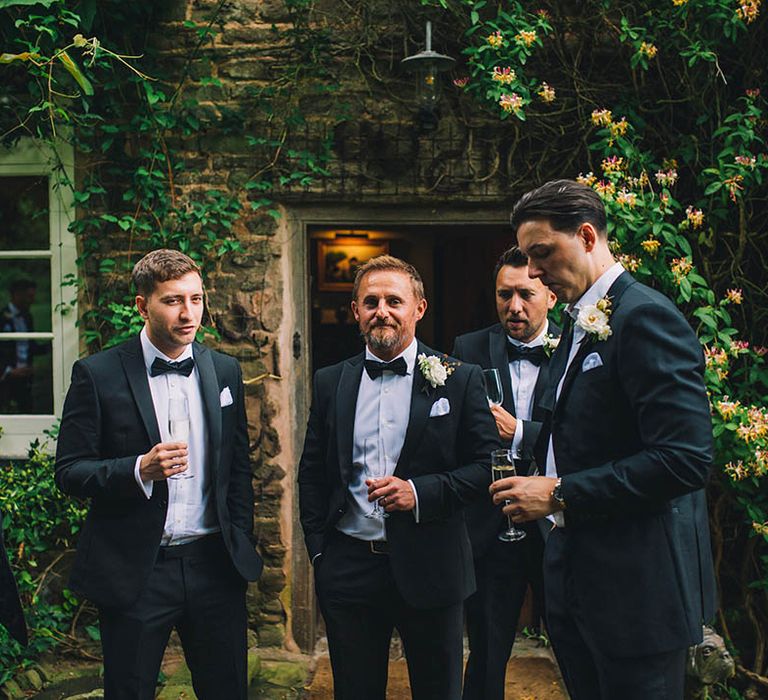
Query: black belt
157 533 223 560
335 530 389 555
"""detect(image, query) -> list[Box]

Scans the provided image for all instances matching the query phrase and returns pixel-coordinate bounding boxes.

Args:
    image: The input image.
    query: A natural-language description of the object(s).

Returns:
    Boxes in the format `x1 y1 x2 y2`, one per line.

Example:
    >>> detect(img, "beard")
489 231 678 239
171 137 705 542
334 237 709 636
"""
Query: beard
362 322 403 354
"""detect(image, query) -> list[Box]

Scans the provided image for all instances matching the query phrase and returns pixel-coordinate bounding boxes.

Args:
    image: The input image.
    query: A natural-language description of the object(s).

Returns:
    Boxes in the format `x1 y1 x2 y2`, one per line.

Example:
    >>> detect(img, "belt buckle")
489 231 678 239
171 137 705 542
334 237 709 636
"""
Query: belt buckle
369 540 388 555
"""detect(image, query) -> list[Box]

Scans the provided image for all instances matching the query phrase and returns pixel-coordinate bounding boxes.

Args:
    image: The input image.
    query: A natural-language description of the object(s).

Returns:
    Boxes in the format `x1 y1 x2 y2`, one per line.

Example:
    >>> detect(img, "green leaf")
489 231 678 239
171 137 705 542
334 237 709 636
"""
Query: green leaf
57 51 94 96
0 0 56 7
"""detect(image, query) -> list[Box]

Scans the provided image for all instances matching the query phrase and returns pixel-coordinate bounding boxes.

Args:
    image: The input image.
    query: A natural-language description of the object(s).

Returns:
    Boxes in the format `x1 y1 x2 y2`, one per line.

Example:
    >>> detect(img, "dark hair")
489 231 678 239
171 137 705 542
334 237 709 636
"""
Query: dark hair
352 254 425 300
9 279 36 295
510 179 607 237
131 249 202 296
492 246 528 284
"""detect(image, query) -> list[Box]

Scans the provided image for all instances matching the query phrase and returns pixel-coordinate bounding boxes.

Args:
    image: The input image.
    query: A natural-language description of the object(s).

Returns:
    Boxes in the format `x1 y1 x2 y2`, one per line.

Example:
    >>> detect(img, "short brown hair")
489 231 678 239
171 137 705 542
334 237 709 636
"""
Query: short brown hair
492 246 528 284
510 179 607 237
131 249 202 296
352 255 425 301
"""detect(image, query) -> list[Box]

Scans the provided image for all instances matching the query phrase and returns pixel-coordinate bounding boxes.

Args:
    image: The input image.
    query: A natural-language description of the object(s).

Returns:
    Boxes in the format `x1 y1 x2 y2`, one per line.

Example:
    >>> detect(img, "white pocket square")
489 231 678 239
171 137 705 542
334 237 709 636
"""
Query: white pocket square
429 397 451 418
219 386 233 407
582 352 604 372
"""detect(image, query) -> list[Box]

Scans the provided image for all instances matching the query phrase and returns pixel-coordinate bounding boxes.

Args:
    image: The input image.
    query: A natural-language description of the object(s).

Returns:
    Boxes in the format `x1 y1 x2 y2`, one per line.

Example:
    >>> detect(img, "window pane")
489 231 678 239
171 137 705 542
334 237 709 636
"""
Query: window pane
0 339 53 415
0 259 52 333
0 176 49 251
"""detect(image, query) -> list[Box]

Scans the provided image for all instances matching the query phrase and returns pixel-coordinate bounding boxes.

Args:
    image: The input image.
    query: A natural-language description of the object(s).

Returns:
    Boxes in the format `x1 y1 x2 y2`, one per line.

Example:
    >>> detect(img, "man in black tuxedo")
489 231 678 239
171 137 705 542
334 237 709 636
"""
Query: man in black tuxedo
0 507 27 647
55 249 262 699
491 180 716 699
298 255 499 699
452 246 557 700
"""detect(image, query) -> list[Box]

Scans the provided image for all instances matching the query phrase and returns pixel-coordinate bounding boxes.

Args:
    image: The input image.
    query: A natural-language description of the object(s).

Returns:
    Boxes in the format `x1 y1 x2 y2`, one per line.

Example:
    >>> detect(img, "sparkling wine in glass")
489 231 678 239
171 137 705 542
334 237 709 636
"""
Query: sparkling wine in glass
168 395 193 480
491 448 526 542
482 368 504 406
363 437 388 519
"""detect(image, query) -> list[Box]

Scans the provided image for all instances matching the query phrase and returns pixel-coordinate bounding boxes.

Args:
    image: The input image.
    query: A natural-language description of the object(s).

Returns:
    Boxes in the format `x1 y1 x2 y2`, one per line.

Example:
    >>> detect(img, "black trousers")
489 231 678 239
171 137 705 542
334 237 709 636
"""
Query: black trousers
99 534 248 700
544 527 687 700
316 530 464 700
462 521 545 700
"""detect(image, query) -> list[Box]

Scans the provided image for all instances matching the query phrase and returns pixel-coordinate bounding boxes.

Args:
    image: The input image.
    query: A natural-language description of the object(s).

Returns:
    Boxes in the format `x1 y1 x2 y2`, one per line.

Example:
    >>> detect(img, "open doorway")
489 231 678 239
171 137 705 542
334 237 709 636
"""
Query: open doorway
308 224 514 371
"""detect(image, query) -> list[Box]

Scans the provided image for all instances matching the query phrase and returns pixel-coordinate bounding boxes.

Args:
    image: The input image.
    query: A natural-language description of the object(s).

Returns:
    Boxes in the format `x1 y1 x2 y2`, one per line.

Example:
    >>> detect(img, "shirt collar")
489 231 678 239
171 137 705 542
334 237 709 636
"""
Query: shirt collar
365 337 418 375
7 302 21 316
507 319 550 348
140 326 194 372
567 262 625 319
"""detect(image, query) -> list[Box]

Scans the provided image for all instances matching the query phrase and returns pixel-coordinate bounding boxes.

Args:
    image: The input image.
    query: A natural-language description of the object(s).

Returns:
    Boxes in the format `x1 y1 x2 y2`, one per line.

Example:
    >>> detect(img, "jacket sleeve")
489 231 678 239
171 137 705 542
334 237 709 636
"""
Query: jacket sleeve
226 360 255 538
297 372 331 560
561 302 713 523
410 364 501 522
54 361 143 500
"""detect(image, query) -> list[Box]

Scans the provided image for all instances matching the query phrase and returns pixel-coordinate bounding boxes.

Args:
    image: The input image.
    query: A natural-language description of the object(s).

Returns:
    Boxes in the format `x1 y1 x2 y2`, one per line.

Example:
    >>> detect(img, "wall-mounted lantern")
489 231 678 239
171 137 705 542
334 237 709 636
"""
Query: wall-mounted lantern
401 21 455 132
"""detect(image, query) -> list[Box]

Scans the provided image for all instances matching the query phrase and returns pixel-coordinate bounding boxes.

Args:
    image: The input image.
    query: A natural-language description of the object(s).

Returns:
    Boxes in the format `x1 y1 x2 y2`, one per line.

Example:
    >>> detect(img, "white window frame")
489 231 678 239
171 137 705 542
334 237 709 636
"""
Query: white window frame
0 139 77 458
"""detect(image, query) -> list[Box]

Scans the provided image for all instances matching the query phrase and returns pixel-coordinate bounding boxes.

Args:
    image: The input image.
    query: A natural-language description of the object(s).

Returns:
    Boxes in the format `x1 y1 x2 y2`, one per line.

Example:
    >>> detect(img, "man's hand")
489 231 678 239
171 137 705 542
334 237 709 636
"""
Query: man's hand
139 442 189 481
489 475 558 522
367 476 416 512
490 404 517 440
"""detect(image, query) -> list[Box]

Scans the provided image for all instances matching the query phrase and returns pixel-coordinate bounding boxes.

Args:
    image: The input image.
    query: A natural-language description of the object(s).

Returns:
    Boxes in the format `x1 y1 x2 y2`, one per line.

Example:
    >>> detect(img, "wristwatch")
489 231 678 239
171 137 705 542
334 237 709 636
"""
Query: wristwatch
551 478 566 511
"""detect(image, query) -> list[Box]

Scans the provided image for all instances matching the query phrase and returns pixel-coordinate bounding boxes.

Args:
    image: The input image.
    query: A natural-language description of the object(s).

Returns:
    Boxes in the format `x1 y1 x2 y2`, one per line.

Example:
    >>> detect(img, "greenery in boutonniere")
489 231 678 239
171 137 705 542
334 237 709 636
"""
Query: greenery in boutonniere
417 353 458 390
576 296 613 342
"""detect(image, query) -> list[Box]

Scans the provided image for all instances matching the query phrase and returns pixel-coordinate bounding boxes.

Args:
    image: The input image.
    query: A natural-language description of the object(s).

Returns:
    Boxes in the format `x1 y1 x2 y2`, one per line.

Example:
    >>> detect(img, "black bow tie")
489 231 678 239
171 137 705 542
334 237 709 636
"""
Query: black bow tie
364 357 408 380
150 357 195 377
507 344 546 366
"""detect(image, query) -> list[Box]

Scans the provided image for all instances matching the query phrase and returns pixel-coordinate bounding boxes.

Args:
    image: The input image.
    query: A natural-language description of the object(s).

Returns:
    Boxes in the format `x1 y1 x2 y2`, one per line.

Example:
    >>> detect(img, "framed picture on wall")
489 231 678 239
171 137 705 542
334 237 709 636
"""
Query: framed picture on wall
317 239 389 292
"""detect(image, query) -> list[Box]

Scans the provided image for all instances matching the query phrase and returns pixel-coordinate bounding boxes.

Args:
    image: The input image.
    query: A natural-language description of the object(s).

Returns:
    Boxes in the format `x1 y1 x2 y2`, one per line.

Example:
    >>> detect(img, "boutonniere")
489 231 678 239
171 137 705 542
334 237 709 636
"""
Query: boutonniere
575 296 613 342
542 334 560 357
417 353 458 392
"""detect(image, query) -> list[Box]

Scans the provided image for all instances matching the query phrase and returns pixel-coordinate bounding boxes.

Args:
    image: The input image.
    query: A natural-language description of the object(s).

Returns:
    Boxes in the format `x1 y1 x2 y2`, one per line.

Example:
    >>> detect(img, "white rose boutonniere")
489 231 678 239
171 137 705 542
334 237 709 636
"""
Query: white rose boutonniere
542 333 560 357
417 353 457 390
576 296 612 342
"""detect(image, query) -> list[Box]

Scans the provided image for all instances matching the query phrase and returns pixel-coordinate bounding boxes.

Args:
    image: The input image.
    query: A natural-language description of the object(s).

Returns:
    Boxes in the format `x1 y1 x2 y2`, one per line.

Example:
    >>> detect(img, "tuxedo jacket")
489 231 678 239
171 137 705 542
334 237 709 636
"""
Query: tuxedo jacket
55 336 263 609
539 272 716 657
298 341 500 610
452 323 560 557
0 510 27 645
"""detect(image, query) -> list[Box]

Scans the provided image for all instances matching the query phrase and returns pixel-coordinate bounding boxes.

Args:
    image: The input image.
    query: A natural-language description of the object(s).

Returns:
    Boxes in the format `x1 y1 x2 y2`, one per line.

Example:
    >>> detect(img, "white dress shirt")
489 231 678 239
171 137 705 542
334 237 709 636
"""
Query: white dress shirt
336 339 419 541
546 263 624 525
507 320 550 454
133 328 219 545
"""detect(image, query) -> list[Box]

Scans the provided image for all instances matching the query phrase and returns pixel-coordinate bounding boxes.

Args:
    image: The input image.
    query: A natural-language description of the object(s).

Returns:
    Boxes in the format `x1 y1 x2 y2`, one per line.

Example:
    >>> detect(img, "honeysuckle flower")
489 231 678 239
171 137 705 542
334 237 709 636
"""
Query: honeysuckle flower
601 156 624 174
609 117 629 140
492 66 516 84
594 180 616 198
615 189 638 208
736 0 760 23
516 30 537 47
724 175 745 202
753 521 768 536
538 82 556 103
73 33 88 48
576 172 596 186
730 340 750 356
735 155 757 168
488 31 503 48
641 238 661 255
746 88 761 98
499 92 524 113
617 253 641 272
671 257 694 284
755 346 768 357
717 397 741 420
685 206 705 228
672 0 689 6
453 77 470 88
704 346 729 373
725 288 744 305
639 42 658 59
591 108 612 126
655 169 678 187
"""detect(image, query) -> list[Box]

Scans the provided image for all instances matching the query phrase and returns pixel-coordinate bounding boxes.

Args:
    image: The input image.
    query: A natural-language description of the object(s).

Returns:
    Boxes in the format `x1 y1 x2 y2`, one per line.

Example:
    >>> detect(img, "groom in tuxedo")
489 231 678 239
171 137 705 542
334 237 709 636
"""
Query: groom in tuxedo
55 249 262 699
452 246 557 700
298 255 499 699
491 180 716 699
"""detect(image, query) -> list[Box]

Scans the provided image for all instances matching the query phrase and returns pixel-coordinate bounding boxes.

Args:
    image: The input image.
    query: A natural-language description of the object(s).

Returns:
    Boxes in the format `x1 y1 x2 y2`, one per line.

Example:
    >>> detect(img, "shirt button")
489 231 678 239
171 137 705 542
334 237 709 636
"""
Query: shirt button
383 388 389 394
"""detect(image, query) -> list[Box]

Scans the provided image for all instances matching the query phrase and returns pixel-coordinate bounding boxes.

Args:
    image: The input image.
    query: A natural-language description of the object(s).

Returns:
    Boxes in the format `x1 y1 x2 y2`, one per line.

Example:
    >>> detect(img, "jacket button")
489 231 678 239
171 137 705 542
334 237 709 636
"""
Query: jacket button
337 508 344 514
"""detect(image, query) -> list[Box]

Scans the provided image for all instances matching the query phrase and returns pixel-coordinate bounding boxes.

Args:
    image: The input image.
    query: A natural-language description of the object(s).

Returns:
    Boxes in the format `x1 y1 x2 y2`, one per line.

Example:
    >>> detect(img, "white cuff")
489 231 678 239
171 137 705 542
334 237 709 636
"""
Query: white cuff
511 418 524 454
408 479 420 523
134 455 153 499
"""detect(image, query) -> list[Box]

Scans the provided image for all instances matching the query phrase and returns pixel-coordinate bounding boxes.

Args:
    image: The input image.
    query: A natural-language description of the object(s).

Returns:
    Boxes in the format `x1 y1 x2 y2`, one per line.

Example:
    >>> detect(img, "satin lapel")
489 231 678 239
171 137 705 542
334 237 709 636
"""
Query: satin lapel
540 316 571 414
395 344 434 476
489 326 515 416
335 354 364 484
532 322 561 421
194 343 222 476
119 336 161 445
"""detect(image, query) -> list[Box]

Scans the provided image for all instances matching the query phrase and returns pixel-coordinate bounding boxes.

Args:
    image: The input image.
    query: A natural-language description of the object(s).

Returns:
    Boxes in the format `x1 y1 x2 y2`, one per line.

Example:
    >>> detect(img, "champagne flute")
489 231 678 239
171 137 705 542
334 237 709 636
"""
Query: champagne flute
491 448 526 542
168 395 193 480
363 437 388 519
482 368 504 406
